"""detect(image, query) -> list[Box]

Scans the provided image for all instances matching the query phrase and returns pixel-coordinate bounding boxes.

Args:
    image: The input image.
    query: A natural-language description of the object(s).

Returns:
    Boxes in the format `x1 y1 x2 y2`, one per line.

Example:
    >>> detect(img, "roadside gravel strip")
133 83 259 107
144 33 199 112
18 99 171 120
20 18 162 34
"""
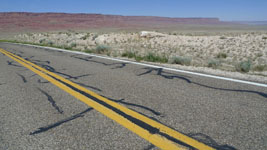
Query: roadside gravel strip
4 42 267 87
0 48 215 150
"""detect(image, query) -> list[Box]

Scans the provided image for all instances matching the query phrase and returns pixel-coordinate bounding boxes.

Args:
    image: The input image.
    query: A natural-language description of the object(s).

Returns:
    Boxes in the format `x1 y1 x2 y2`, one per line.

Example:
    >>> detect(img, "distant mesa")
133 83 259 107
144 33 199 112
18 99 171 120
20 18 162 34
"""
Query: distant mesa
233 21 267 25
0 12 227 32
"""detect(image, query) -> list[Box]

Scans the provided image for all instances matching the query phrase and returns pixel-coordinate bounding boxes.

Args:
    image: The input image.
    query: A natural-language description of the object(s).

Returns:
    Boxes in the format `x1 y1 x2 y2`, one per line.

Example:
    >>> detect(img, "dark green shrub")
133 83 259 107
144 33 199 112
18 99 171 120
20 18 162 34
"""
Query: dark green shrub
95 45 110 54
84 49 93 53
47 41 54 46
208 59 221 68
121 53 128 57
236 60 251 72
216 53 227 59
39 39 45 44
135 56 143 62
121 51 136 58
70 43 77 48
144 53 168 63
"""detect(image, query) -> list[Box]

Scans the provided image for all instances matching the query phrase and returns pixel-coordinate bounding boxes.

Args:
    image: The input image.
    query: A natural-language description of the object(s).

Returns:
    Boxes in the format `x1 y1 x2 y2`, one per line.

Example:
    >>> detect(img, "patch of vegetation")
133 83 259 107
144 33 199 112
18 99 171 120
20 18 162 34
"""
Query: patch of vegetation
80 36 87 40
219 36 227 39
66 32 72 37
80 33 91 40
84 49 93 53
0 40 15 43
236 60 251 73
70 42 77 48
262 37 267 40
121 51 136 58
144 53 168 63
256 53 263 57
134 56 143 62
168 56 191 66
121 51 168 63
92 34 98 41
216 53 227 59
94 45 110 54
253 65 267 72
47 41 54 46
121 51 144 62
39 39 46 44
207 59 221 69
61 45 72 50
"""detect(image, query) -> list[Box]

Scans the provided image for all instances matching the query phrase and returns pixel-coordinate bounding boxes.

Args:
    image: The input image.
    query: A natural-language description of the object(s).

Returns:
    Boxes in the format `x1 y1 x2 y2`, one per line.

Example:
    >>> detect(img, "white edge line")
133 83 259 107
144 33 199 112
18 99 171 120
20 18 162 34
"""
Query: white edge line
3 42 267 88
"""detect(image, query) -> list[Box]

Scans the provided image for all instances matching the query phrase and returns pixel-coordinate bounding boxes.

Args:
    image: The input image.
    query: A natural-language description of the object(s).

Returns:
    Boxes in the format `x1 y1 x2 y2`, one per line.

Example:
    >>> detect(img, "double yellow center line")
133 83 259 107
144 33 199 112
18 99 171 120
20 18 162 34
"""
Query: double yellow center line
0 48 215 150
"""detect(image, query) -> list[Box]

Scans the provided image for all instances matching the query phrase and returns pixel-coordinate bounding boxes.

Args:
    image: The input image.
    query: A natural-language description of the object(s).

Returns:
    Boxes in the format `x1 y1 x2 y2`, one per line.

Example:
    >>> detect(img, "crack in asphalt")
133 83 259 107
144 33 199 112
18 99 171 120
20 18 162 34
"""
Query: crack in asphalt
16 73 27 83
138 67 267 98
37 88 64 114
30 108 93 135
7 60 22 68
70 54 128 69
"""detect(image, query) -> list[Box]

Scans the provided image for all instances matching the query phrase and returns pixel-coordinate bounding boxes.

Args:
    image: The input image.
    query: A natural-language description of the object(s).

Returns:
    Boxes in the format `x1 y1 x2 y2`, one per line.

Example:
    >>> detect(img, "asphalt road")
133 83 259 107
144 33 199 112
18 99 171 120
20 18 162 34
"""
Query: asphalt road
0 43 266 150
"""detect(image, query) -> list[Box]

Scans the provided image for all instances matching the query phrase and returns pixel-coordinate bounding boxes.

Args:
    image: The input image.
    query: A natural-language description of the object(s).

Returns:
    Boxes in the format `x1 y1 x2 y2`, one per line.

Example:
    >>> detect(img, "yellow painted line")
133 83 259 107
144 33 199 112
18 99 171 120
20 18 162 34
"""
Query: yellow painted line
0 48 215 150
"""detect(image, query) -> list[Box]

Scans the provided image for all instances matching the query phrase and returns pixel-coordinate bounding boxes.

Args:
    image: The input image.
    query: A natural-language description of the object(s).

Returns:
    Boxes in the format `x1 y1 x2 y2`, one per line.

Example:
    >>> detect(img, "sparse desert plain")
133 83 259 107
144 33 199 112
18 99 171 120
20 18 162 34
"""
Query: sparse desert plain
10 31 267 77
1 12 267 82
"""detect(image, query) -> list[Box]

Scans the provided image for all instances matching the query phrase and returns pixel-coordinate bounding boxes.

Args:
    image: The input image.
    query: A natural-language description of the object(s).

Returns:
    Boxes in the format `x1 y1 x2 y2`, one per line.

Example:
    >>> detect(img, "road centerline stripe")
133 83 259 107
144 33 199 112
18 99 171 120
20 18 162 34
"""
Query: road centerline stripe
0 48 215 150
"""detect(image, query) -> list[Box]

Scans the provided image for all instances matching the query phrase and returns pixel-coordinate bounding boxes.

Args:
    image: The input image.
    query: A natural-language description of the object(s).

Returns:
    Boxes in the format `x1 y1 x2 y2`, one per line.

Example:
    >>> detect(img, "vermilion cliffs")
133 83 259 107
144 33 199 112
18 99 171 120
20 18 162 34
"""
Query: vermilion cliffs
0 12 227 32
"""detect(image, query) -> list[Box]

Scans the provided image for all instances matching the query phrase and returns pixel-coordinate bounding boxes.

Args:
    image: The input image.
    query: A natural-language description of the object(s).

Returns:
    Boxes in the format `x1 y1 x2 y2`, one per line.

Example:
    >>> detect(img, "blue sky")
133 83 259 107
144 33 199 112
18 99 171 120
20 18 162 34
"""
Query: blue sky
1 0 266 21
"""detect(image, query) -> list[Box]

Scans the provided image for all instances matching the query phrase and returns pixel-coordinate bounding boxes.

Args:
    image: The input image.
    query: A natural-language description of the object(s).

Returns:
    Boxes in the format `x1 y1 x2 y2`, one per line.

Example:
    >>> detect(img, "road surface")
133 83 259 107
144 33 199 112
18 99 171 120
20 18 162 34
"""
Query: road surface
0 43 266 150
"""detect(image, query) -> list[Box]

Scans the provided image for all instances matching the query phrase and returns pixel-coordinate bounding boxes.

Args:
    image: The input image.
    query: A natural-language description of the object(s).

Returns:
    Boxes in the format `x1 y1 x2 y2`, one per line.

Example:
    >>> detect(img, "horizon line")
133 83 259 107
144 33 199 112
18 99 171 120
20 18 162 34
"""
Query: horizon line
1 11 267 22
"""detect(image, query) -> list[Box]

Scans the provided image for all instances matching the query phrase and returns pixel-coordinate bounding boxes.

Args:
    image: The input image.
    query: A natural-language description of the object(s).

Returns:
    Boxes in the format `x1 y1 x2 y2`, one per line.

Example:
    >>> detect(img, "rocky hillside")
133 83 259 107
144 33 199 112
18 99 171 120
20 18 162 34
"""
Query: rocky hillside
0 12 226 32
